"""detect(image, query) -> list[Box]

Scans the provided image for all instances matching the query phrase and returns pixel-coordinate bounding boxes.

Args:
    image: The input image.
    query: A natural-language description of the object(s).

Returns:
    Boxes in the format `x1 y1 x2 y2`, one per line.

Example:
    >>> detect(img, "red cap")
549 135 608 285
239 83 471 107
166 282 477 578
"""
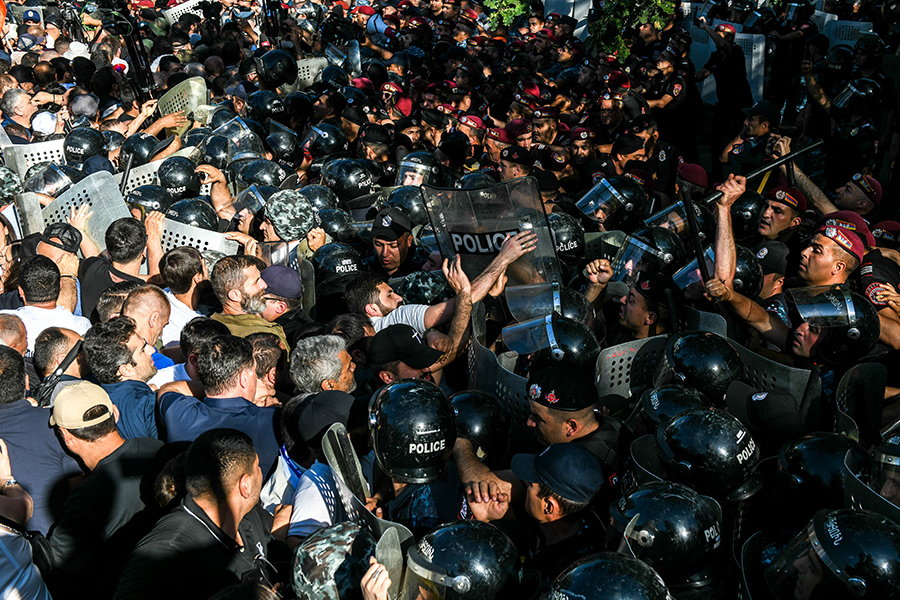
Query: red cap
532 106 559 120
676 163 708 189
850 173 882 206
383 14 401 27
872 221 900 246
817 225 865 263
715 23 736 34
604 70 631 91
766 185 807 212
381 81 403 95
818 211 875 249
437 104 458 117
625 168 654 189
350 5 376 15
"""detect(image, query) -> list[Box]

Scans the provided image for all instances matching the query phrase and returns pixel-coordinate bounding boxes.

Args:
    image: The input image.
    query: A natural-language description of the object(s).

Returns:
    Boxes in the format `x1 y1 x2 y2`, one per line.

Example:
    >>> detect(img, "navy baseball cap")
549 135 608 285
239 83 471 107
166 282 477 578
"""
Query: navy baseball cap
511 443 606 503
527 366 599 411
368 324 442 368
261 265 303 299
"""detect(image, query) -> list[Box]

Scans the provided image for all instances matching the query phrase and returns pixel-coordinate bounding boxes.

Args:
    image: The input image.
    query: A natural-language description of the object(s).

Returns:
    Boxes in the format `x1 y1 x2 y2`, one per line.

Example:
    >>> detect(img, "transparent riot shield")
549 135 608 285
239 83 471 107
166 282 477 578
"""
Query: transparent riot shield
608 235 674 284
505 282 563 322
673 246 716 300
421 176 560 286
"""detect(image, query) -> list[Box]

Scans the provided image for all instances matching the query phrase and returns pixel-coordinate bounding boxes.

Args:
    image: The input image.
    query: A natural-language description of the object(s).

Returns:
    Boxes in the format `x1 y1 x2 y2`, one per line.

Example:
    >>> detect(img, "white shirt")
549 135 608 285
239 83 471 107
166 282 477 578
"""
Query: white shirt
288 461 345 540
148 362 189 388
370 303 430 336
0 306 91 356
161 289 202 348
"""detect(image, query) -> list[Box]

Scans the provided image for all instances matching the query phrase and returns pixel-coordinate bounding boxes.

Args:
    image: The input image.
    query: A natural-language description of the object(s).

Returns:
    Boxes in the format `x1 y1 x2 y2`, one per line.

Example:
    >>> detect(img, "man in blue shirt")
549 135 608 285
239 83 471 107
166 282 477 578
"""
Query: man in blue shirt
157 334 280 474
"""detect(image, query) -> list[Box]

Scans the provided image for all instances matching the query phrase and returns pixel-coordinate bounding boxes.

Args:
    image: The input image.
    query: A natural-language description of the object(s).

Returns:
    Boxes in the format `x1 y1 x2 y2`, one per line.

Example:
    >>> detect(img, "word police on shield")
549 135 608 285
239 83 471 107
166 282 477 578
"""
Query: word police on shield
451 229 520 255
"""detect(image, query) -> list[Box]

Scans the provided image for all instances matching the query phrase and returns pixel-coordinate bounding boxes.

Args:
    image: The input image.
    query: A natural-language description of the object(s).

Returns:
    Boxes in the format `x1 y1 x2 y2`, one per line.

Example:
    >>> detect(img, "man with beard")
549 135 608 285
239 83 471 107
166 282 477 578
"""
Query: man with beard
210 256 290 352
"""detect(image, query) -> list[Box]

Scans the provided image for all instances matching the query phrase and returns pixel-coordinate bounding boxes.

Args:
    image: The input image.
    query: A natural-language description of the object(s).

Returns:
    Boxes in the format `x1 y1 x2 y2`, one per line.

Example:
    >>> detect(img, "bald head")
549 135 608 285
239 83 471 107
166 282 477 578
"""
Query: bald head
0 314 27 356
121 284 171 346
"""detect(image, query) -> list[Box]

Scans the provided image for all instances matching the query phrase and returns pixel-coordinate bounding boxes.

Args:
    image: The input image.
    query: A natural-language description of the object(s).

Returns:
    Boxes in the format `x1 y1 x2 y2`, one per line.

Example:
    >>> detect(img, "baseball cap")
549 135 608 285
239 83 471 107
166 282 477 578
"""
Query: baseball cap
725 380 802 440
500 145 533 166
611 133 645 157
766 185 807 212
743 100 780 125
527 366 599 411
511 443 606 503
632 271 684 312
850 173 882 207
754 240 789 275
371 207 412 241
41 223 82 254
817 224 865 263
23 9 41 23
50 381 115 429
293 390 357 443
368 324 443 368
261 265 303 299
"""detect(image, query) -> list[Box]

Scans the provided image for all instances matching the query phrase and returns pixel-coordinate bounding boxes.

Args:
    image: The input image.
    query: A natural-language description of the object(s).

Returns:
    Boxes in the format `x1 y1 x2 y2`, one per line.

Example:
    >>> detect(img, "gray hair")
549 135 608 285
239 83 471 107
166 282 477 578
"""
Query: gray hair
184 62 206 78
0 88 29 117
290 335 346 394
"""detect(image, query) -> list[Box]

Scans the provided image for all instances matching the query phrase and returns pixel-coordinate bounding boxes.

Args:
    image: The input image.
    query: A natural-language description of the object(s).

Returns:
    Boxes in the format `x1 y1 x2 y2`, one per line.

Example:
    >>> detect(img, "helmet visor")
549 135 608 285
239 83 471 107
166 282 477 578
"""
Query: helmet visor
765 518 849 600
788 285 858 329
644 200 694 242
233 184 268 215
23 164 77 198
229 130 266 163
505 282 564 322
576 178 628 225
397 160 438 187
673 246 716 290
502 315 560 358
402 548 470 600
872 449 900 506
832 81 863 110
784 2 803 20
608 235 671 284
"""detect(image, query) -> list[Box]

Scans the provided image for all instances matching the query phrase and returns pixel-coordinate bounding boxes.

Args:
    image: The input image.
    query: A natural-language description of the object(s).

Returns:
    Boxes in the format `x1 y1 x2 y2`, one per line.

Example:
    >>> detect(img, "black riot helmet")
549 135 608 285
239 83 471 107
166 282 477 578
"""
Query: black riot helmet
23 164 85 197
158 156 202 200
777 433 870 512
182 127 212 149
126 185 174 217
235 159 290 191
854 32 887 65
456 172 496 189
784 0 815 21
824 44 856 83
744 5 777 31
246 90 286 123
285 92 314 125
102 130 126 153
631 227 687 276
320 158 379 204
302 123 349 170
548 212 585 269
654 331 743 405
503 313 602 374
549 553 673 600
118 132 159 169
317 208 359 243
166 198 218 231
405 521 522 600
369 379 456 484
319 65 350 92
266 130 303 166
386 186 429 226
787 286 880 364
64 127 108 167
731 190 766 242
299 185 342 210
764 509 900 600
255 49 298 89
576 176 650 232
639 384 711 427
200 135 230 170
872 428 900 506
656 407 763 502
311 242 363 296
449 390 511 463
608 481 724 588
643 199 715 250
396 151 441 187
833 77 883 118
209 107 236 129
734 245 764 298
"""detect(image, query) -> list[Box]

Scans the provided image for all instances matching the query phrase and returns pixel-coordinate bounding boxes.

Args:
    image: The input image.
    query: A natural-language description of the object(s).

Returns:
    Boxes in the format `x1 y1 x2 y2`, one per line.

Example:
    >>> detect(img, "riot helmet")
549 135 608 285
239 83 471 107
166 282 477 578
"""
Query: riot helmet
302 124 349 171
824 44 856 85
503 313 601 374
787 285 880 364
292 522 378 600
386 186 429 227
264 188 319 241
784 0 815 21
548 553 673 600
405 521 522 600
854 32 887 65
232 184 278 216
317 208 360 243
643 199 715 250
656 407 763 502
764 509 900 600
320 158 379 204
872 429 900 506
576 176 649 232
23 164 84 197
832 78 882 118
246 90 286 123
311 243 363 296
299 185 342 211
369 378 456 484
547 212 585 269
608 481 724 587
631 227 687 276
64 127 108 168
449 390 511 463
455 172 496 189
158 156 202 200
208 106 237 129
255 49 299 89
734 245 764 298
731 190 767 242
266 130 304 166
505 283 597 331
166 198 218 231
200 135 231 170
102 130 126 153
126 185 174 218
236 159 290 192
319 65 350 92
654 331 743 405
341 85 369 108
396 151 441 187
182 127 212 149
639 385 711 427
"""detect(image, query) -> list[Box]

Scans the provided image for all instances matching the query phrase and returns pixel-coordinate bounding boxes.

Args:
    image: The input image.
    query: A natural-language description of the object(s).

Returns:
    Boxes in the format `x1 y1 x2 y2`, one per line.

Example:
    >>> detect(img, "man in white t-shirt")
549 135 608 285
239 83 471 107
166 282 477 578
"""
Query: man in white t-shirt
157 247 207 347
0 256 90 357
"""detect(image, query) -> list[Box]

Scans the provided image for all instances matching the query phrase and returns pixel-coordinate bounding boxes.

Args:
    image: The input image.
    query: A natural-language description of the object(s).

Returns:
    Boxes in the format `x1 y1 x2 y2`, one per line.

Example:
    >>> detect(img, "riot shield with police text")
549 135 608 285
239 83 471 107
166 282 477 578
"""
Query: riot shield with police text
421 176 560 286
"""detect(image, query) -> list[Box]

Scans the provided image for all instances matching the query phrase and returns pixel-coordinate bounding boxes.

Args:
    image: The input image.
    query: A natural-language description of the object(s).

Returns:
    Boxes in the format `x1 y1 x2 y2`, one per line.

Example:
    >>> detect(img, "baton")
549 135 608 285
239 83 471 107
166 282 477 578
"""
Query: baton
689 138 825 283
119 151 134 196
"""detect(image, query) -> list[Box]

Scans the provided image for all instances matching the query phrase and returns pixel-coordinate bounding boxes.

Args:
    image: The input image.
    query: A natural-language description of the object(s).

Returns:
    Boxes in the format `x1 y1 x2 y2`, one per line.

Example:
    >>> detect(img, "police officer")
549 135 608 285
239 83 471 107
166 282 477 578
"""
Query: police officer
721 100 780 176
357 125 397 186
629 115 683 202
611 271 683 343
366 207 429 278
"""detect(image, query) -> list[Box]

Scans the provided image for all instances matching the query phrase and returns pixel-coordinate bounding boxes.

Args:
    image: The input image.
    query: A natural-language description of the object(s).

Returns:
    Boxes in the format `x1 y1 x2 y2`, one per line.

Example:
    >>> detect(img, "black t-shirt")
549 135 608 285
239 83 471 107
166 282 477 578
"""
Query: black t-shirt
858 249 900 311
382 462 463 538
78 256 144 323
703 43 754 108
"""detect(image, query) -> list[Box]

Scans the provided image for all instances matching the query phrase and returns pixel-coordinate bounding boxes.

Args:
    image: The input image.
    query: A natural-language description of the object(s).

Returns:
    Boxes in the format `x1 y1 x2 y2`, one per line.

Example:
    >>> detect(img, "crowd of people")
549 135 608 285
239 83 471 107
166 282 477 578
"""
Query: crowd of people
0 0 899 597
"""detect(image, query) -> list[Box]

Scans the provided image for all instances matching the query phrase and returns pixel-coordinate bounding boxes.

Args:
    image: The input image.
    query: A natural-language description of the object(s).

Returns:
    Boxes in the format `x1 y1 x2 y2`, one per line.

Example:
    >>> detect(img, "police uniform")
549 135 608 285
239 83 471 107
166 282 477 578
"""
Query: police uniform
644 140 683 200
728 132 773 175
645 72 690 147
858 249 900 313
824 119 878 188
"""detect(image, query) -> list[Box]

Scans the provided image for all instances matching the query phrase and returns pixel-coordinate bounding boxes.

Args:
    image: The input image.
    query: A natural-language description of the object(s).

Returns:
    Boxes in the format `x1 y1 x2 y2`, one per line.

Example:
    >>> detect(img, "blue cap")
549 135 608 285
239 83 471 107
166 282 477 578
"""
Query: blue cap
261 265 303 299
511 443 606 503
23 9 41 22
82 155 115 176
